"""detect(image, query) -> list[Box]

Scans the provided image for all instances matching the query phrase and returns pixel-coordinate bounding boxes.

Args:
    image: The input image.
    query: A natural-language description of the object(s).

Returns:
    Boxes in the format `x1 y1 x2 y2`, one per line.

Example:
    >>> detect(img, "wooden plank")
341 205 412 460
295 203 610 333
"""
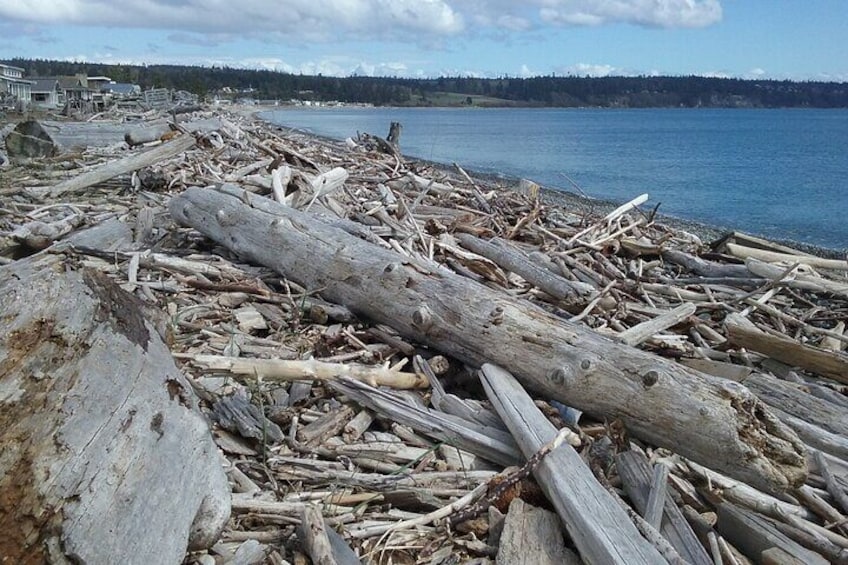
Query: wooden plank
618 302 696 346
616 451 713 565
714 502 829 565
480 364 665 565
169 184 808 495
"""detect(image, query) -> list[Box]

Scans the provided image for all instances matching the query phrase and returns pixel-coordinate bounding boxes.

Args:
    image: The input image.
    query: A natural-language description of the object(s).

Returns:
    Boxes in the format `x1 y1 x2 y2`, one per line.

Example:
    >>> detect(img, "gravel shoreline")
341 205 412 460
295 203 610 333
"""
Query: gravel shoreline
257 109 843 259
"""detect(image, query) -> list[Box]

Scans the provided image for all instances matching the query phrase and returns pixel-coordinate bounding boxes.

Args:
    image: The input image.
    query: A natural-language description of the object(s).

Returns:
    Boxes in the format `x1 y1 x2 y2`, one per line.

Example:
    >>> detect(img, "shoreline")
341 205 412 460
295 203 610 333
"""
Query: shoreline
254 108 843 259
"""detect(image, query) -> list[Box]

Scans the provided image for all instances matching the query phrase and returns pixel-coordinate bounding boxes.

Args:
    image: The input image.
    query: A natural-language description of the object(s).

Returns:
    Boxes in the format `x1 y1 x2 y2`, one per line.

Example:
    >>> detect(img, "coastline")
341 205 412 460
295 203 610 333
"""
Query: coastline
255 108 843 259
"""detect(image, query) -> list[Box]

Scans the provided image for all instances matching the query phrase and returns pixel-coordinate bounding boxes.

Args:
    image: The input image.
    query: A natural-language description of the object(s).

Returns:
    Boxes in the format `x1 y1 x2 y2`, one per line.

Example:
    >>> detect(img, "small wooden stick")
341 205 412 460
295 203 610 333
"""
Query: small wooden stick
184 354 428 389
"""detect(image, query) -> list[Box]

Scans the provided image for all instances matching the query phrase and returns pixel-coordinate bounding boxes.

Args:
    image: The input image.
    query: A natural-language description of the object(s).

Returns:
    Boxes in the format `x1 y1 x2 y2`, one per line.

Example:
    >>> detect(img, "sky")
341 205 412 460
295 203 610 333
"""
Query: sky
0 0 846 81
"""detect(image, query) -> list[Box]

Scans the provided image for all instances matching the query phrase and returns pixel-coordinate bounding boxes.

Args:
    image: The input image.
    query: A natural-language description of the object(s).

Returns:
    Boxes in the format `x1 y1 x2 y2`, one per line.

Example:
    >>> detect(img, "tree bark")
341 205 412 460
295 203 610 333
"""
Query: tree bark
169 184 808 494
0 254 230 563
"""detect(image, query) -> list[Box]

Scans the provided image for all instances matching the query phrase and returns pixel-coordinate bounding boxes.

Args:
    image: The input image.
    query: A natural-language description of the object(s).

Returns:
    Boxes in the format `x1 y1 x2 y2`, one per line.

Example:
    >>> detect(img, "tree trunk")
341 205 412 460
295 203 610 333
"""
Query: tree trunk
169 184 808 494
0 254 230 563
4 119 130 160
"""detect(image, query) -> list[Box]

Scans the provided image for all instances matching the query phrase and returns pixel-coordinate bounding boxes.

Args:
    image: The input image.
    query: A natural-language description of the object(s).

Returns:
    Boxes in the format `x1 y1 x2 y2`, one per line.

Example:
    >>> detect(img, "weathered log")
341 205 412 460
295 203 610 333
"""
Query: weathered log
727 243 848 271
714 502 829 565
50 132 196 197
0 254 230 563
169 184 808 494
124 118 224 147
725 313 848 383
4 119 129 160
456 233 593 305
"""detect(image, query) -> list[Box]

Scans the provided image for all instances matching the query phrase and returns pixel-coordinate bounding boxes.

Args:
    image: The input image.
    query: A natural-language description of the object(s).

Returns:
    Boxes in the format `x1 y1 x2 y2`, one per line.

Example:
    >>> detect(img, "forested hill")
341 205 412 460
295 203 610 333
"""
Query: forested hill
5 57 848 108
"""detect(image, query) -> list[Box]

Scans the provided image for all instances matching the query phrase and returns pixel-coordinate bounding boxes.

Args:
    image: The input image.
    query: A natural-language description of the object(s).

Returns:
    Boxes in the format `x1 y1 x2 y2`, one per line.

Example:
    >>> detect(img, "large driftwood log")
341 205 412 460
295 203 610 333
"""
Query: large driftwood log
0 255 230 563
50 133 196 197
169 184 807 494
4 119 130 160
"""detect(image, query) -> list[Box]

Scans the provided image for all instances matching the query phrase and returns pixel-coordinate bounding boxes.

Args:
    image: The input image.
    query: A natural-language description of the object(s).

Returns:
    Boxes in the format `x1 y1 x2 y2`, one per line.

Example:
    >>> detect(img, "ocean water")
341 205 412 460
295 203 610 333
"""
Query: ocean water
263 107 848 250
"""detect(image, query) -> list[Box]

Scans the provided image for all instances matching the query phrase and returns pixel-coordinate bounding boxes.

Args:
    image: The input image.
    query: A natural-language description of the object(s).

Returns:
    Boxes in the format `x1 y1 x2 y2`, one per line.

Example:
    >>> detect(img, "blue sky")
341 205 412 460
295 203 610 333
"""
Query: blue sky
1 1 846 80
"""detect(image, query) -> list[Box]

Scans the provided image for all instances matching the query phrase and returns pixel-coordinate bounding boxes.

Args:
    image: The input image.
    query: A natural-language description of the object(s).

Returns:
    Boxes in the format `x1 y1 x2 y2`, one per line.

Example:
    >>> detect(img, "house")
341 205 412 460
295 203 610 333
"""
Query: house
58 75 94 104
0 63 33 104
30 78 61 107
86 75 113 91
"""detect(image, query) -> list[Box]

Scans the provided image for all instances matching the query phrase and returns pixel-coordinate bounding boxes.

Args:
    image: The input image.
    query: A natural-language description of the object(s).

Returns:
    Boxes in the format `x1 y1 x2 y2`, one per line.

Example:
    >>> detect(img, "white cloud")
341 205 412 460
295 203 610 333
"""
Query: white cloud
0 0 724 49
0 0 465 41
537 0 722 29
556 62 622 77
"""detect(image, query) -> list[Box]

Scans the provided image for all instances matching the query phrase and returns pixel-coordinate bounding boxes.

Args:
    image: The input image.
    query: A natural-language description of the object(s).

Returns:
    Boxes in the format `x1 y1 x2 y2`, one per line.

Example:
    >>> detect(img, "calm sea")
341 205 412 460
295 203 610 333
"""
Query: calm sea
263 107 848 250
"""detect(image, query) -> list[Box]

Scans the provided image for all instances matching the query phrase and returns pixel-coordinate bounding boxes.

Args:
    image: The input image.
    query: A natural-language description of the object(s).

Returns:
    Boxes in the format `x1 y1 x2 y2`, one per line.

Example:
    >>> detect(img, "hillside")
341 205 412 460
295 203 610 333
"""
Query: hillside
4 57 848 108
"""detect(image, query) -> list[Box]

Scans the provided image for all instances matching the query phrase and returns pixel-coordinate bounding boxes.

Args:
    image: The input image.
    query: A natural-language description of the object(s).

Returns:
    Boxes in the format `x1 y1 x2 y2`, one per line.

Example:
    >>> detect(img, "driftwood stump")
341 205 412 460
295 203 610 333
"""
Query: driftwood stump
0 255 230 563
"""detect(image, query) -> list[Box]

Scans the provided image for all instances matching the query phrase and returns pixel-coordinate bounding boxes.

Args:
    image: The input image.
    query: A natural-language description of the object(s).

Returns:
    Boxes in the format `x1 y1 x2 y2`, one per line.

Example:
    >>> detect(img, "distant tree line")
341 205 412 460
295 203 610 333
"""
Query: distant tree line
4 57 848 108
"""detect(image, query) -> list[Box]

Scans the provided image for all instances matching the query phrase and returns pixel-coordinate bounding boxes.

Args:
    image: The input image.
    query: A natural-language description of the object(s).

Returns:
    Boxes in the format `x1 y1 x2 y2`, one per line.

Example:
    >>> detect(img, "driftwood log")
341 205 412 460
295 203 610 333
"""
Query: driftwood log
0 254 230 563
169 184 808 494
4 119 130 160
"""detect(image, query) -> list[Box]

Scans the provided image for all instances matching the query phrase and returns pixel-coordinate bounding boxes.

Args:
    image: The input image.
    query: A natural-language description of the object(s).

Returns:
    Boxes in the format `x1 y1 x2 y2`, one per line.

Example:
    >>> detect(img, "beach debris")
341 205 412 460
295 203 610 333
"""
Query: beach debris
1 103 846 564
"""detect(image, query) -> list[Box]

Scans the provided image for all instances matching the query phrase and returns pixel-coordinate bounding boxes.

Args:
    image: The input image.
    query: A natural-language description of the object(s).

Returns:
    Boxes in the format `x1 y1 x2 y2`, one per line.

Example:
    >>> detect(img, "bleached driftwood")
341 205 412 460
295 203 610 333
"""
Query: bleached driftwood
4 119 129 159
725 313 848 383
456 233 594 304
617 303 696 346
169 184 808 494
616 451 712 565
50 133 196 197
0 255 230 563
124 118 224 147
184 354 428 389
480 364 665 565
727 243 848 271
496 498 581 565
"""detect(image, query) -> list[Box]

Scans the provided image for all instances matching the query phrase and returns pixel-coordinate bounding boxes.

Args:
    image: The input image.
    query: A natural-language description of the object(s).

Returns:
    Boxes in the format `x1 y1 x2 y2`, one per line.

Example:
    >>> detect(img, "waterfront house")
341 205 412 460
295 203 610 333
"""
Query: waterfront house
30 78 61 108
0 63 33 105
58 75 94 105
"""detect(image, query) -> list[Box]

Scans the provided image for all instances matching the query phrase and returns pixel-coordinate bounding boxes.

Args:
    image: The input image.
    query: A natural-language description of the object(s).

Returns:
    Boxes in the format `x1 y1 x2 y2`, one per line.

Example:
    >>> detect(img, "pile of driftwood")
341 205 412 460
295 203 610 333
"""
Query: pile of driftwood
1 106 847 565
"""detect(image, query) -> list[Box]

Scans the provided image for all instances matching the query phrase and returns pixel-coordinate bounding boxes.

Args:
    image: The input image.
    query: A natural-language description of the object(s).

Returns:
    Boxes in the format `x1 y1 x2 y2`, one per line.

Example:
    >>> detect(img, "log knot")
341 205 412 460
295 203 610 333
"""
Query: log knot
216 209 237 227
641 370 659 387
547 366 574 387
412 306 434 332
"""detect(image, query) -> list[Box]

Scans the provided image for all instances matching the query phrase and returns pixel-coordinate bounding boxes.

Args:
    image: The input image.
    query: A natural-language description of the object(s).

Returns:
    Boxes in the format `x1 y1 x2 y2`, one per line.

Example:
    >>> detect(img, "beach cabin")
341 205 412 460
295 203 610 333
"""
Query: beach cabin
0 63 33 106
30 78 61 108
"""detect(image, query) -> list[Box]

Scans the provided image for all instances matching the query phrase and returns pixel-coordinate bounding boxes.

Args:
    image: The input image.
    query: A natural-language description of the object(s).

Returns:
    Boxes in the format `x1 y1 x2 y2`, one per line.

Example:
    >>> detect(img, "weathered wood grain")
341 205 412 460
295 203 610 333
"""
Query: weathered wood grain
0 255 230 563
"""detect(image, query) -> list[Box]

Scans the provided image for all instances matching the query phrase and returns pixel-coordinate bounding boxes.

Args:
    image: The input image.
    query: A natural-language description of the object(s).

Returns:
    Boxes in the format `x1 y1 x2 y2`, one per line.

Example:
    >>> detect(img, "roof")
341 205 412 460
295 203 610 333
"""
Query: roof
103 83 140 95
30 78 59 93
0 63 25 72
57 76 90 90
